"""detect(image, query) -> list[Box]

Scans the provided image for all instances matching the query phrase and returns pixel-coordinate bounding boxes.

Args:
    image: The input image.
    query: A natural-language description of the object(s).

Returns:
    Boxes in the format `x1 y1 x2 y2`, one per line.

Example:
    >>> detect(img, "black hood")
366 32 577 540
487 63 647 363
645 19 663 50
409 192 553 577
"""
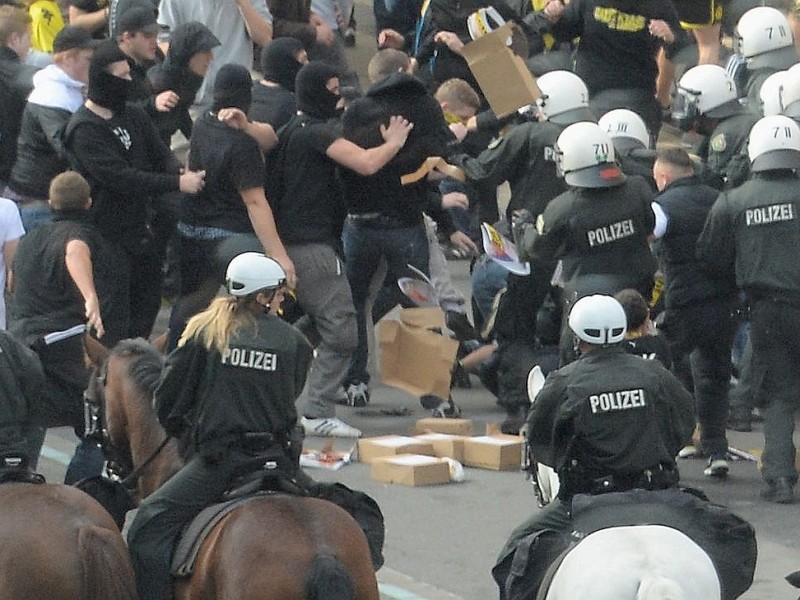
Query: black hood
366 72 428 99
162 21 220 71
260 37 305 92
295 62 340 120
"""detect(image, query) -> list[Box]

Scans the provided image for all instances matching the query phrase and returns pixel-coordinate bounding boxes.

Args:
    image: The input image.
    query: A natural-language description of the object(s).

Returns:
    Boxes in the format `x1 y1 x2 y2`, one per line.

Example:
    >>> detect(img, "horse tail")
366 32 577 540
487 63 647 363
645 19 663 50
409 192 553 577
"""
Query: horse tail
635 573 684 600
305 553 356 600
78 525 138 600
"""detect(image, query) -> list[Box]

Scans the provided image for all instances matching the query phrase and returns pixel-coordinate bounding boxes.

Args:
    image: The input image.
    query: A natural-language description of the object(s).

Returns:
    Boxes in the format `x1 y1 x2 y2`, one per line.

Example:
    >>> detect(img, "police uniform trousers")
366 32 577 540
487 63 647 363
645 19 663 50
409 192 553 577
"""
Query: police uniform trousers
664 299 735 458
750 297 800 484
492 498 572 599
127 448 258 600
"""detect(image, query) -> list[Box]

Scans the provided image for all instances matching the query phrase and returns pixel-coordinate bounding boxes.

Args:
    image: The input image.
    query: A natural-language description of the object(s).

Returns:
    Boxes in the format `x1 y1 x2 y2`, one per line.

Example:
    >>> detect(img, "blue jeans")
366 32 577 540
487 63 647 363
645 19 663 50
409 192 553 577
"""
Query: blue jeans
342 220 429 385
470 254 509 323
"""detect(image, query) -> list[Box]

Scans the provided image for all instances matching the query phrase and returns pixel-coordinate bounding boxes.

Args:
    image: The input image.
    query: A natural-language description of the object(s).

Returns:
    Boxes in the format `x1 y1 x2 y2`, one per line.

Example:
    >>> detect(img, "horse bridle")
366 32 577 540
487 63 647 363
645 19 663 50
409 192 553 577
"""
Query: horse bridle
83 362 170 491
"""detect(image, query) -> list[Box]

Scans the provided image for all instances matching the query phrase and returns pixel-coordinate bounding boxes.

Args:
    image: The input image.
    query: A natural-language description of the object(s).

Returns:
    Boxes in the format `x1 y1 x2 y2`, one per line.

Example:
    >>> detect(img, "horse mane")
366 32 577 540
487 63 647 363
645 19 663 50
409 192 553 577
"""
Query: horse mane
109 338 165 400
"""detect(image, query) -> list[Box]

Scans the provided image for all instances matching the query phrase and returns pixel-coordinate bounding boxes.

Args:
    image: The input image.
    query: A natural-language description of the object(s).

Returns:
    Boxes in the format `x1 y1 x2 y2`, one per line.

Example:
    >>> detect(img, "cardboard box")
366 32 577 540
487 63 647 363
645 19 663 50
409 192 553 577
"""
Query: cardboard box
379 308 459 400
357 435 436 464
463 434 524 471
413 417 474 437
371 454 451 486
414 433 467 462
462 23 540 118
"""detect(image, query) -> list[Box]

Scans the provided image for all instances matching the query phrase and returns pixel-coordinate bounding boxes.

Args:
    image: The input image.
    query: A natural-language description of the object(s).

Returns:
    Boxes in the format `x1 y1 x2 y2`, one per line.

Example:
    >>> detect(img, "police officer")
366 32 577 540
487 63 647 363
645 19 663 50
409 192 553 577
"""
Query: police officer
651 147 738 477
514 122 657 365
598 108 657 191
697 115 800 504
127 252 314 600
450 70 596 432
673 64 759 190
492 295 694 597
735 6 800 112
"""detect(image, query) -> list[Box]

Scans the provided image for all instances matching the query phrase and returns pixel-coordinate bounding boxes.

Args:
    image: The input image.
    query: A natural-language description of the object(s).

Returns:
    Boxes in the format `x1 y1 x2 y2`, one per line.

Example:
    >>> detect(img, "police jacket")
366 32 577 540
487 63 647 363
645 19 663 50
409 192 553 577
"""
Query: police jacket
450 119 570 221
155 314 313 456
655 175 736 309
527 345 694 484
696 171 800 296
703 112 759 190
524 175 657 285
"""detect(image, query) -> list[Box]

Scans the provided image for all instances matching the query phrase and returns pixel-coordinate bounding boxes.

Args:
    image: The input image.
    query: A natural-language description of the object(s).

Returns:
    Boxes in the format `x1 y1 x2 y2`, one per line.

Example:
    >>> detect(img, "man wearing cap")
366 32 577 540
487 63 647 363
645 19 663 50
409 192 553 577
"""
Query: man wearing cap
5 25 99 232
157 0 273 110
115 5 177 117
63 39 205 341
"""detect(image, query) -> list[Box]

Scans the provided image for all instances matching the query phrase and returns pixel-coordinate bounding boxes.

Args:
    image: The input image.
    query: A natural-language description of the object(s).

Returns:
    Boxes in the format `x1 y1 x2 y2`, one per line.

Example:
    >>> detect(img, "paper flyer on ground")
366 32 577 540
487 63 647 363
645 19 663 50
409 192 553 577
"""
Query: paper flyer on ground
300 442 355 470
480 222 530 275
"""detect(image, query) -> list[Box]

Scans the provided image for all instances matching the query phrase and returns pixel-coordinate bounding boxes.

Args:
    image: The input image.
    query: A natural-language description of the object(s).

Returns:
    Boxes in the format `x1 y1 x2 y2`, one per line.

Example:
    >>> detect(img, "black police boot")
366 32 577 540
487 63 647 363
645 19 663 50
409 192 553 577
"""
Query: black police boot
760 477 795 504
500 406 527 435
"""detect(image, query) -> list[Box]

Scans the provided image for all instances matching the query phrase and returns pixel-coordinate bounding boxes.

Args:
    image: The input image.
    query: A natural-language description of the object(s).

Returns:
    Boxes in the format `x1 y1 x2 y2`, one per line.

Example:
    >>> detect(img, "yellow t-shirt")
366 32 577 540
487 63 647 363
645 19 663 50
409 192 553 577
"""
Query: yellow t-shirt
29 0 65 53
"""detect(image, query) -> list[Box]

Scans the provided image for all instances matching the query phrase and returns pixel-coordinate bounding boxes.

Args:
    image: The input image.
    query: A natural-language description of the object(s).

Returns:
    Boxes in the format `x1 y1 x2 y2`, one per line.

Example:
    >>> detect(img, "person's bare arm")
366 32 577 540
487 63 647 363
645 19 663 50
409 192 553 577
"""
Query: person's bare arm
326 115 413 175
239 187 296 287
234 0 273 46
69 5 109 33
3 238 18 292
217 108 278 152
65 239 105 338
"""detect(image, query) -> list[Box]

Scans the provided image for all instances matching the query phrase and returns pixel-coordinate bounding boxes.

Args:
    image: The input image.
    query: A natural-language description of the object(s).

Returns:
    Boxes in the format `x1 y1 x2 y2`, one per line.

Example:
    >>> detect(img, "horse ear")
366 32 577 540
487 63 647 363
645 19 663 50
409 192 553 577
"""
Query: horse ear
151 332 168 355
83 333 109 368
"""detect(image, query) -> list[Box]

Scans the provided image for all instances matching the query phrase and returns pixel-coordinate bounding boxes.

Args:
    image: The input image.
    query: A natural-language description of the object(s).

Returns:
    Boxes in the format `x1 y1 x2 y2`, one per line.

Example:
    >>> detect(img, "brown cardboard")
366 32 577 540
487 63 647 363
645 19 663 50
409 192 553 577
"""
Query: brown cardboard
413 433 467 462
357 435 436 463
413 417 474 436
461 23 540 118
379 309 459 400
462 434 524 471
371 454 451 486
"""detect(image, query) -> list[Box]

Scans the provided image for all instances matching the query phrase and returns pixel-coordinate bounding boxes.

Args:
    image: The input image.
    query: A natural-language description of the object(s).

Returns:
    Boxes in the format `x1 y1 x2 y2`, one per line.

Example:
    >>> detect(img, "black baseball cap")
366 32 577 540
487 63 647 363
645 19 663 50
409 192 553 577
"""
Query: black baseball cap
117 6 160 35
53 26 102 53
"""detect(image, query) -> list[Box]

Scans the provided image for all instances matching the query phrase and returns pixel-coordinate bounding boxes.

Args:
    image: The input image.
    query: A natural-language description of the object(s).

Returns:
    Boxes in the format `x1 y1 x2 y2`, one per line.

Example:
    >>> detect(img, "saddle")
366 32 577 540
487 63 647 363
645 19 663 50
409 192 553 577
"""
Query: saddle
0 453 45 485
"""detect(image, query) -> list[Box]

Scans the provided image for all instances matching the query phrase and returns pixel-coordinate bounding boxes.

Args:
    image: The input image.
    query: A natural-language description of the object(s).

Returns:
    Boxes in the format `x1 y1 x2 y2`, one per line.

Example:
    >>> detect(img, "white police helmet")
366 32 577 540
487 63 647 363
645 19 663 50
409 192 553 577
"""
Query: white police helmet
568 295 627 346
535 70 594 125
598 108 650 150
467 6 506 40
779 71 800 118
735 7 795 69
760 70 790 116
747 115 800 171
674 65 739 124
226 252 286 297
555 122 626 188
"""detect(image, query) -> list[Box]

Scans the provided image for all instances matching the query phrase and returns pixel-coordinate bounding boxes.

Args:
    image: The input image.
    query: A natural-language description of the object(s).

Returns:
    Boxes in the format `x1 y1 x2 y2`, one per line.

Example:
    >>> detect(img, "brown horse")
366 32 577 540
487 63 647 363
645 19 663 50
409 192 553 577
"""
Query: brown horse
86 337 380 600
0 482 137 600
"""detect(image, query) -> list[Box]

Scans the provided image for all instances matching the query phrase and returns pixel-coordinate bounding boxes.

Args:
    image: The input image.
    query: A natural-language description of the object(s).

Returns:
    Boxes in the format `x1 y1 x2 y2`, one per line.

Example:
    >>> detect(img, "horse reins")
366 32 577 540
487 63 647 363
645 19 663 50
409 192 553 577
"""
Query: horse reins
120 434 172 489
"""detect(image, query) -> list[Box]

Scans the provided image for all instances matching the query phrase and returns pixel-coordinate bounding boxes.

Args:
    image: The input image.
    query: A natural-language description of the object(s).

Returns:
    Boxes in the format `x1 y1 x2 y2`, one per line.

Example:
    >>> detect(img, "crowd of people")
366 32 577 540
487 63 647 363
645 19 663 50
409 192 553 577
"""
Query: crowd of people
0 0 798 597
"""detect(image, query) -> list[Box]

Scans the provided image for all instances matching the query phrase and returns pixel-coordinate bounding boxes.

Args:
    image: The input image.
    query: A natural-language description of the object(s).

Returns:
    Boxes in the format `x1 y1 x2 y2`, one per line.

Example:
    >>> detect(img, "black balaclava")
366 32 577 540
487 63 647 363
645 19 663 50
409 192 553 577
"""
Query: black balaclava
295 62 340 120
88 40 133 114
212 63 253 113
260 37 305 92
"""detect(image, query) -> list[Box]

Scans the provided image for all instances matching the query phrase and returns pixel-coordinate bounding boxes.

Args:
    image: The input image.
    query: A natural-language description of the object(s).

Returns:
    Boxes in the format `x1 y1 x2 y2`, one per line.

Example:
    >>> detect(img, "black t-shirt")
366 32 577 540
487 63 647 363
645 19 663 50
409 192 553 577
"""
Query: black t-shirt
269 114 344 246
184 112 265 233
624 334 672 370
249 82 296 131
10 213 126 345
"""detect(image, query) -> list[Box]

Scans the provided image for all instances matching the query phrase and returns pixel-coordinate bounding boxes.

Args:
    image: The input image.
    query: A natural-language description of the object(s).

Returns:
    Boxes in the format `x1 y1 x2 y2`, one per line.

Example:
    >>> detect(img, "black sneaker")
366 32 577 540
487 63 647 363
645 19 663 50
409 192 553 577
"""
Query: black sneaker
342 27 356 46
703 455 729 477
500 407 526 435
423 396 461 418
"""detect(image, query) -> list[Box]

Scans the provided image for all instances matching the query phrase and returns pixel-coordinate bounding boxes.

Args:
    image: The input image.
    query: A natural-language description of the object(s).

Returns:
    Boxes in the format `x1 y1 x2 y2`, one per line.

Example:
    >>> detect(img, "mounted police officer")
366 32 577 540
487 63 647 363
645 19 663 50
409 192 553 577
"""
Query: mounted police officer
697 115 800 504
492 294 694 598
673 64 759 190
514 122 657 365
127 252 313 600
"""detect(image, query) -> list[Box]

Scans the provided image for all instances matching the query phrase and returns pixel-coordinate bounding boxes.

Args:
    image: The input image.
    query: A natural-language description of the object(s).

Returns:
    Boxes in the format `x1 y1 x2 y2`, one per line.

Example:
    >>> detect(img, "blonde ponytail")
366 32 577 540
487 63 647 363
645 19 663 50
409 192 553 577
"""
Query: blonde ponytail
178 297 257 354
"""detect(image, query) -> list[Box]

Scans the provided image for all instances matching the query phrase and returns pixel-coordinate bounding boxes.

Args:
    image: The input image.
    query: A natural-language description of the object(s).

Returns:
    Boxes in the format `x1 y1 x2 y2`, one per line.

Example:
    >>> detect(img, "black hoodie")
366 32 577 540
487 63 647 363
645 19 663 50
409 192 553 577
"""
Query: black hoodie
147 21 220 143
340 72 451 225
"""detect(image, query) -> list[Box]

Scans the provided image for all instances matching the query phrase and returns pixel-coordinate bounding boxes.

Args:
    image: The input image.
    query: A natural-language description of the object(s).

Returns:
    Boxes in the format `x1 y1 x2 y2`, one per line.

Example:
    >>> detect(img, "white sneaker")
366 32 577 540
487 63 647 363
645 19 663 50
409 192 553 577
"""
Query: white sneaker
301 416 362 438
